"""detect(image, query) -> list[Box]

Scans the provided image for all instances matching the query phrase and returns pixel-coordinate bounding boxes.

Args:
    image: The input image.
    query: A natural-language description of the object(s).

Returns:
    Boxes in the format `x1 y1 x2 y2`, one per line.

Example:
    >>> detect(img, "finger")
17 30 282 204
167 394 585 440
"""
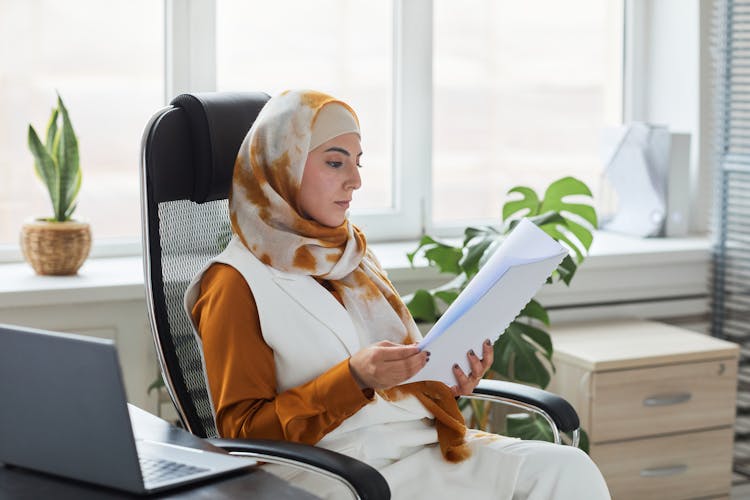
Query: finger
452 364 475 396
481 339 494 371
467 349 484 380
381 350 427 385
450 385 460 398
401 350 429 378
453 363 471 387
379 344 422 361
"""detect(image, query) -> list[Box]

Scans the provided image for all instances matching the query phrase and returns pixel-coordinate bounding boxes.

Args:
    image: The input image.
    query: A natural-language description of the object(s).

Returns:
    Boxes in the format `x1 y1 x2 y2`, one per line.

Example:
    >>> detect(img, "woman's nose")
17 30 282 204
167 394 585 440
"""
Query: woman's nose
346 163 362 190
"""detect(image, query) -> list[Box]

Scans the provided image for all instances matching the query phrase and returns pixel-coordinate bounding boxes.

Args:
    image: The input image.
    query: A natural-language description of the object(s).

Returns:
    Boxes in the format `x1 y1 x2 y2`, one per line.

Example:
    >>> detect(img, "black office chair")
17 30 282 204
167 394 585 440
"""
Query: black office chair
139 92 581 500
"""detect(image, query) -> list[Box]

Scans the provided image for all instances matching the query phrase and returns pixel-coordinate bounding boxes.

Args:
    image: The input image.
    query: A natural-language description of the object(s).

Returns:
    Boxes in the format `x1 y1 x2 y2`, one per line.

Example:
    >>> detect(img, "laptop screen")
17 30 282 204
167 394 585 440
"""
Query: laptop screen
0 324 145 492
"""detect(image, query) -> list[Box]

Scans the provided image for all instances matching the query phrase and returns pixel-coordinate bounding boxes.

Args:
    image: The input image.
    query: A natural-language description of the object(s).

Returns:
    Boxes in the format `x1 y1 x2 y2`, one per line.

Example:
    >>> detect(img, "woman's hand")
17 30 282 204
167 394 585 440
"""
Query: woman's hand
349 340 429 390
450 339 494 397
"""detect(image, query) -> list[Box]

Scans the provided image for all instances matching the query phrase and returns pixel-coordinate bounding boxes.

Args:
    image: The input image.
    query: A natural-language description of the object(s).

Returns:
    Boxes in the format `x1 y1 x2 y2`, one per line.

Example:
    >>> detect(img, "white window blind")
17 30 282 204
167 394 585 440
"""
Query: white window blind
711 0 750 478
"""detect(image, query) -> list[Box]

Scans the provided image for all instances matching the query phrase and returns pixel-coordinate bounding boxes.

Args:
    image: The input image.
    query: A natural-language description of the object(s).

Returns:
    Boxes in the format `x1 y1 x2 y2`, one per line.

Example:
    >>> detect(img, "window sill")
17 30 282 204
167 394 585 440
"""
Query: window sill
376 230 711 314
0 231 711 312
0 256 145 308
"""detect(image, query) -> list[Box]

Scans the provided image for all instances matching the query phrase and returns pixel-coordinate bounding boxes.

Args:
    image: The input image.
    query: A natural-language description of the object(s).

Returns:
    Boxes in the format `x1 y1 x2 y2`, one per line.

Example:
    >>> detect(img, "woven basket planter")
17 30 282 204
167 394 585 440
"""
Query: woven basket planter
20 220 91 276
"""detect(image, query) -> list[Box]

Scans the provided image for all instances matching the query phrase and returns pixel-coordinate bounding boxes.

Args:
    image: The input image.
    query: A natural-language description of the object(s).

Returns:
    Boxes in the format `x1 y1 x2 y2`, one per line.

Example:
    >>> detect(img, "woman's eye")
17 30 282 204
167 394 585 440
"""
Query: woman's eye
356 163 364 169
326 161 343 168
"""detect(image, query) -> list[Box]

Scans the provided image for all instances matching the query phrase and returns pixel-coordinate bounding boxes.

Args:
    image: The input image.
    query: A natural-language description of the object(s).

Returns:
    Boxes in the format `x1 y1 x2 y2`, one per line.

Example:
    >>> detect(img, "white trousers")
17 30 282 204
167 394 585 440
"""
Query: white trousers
264 436 611 500
504 439 611 500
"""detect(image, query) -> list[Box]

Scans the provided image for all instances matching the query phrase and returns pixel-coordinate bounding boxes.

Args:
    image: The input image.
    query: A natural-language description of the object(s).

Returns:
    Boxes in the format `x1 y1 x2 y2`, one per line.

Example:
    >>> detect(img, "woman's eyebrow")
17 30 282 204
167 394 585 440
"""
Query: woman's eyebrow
324 147 363 158
324 147 351 156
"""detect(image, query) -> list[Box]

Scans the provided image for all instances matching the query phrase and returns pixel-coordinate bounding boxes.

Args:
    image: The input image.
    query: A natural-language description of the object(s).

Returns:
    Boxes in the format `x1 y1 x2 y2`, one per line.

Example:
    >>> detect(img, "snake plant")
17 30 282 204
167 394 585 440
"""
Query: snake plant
27 93 82 222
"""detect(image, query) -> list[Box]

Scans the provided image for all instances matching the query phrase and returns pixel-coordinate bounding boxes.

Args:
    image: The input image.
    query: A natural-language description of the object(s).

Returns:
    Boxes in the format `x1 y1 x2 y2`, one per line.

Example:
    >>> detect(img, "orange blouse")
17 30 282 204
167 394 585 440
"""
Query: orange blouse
191 262 374 445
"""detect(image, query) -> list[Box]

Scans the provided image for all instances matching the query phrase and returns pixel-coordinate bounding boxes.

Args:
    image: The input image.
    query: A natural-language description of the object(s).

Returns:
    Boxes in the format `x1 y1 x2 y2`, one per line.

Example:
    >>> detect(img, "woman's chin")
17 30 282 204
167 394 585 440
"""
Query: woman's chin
316 215 348 228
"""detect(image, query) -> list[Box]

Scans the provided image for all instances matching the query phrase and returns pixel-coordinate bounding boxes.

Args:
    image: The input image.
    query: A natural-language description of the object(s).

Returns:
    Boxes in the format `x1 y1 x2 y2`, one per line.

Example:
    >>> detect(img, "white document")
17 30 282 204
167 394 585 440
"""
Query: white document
406 218 567 386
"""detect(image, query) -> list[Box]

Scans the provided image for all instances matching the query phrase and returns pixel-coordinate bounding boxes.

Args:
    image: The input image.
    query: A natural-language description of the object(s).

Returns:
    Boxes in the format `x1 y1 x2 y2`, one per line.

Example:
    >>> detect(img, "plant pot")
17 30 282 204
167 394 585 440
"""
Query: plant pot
20 220 91 275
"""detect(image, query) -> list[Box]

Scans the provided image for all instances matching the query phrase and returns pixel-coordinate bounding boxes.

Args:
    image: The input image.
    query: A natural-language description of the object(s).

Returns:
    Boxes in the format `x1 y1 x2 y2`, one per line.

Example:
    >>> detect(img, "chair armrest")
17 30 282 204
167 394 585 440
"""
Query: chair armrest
207 438 390 500
468 379 580 433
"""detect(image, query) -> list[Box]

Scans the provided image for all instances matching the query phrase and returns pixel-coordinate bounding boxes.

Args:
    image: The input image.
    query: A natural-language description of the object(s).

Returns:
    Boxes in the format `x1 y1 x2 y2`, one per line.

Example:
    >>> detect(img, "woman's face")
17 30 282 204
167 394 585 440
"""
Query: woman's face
298 132 362 227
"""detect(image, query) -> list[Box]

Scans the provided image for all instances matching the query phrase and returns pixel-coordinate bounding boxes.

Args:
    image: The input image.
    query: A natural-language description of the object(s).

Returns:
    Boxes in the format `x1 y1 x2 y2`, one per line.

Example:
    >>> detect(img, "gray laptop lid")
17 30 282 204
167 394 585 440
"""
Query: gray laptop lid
0 324 145 492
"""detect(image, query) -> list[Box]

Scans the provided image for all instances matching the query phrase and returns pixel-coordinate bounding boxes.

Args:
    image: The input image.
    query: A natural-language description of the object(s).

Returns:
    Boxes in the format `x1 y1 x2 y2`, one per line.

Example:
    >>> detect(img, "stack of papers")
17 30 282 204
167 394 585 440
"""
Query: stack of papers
406 218 567 386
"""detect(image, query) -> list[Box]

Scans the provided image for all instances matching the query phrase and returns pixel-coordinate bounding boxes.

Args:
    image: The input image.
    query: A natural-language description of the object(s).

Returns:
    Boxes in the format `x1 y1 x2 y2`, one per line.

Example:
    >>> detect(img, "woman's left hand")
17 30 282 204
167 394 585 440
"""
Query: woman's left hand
450 339 494 397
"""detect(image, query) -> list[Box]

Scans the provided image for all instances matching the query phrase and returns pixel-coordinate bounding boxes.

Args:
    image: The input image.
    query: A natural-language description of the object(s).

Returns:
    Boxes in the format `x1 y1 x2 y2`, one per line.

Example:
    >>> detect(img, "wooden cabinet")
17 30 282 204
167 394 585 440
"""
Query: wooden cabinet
547 320 739 500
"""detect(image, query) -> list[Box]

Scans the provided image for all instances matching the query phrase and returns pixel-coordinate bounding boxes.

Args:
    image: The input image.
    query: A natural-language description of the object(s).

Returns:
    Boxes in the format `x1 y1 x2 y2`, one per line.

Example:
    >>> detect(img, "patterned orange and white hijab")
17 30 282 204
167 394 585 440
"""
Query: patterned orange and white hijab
230 89 420 348
230 89 469 462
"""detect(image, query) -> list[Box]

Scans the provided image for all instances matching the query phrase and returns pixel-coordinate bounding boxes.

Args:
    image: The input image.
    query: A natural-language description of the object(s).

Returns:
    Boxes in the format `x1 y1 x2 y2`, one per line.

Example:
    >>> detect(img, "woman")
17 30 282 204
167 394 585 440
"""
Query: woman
185 90 610 499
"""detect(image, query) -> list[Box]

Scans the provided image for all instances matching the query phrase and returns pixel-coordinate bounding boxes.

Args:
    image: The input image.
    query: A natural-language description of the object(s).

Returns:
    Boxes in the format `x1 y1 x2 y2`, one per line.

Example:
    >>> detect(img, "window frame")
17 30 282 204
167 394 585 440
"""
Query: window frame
0 0 709 263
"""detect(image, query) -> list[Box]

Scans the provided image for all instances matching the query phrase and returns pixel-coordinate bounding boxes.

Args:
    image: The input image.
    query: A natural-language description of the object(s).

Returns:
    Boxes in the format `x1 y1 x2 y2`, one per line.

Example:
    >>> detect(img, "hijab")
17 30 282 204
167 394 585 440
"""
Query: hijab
229 89 469 462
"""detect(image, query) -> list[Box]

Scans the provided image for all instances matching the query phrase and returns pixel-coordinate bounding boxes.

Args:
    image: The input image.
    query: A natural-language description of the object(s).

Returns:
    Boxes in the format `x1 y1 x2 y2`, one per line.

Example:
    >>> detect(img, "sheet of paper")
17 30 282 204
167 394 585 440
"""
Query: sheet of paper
406 218 567 386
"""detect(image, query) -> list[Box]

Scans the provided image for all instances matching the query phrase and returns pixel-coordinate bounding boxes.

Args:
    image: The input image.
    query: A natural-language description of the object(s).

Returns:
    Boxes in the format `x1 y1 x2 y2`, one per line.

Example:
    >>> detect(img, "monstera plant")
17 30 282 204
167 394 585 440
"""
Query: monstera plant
405 176 597 448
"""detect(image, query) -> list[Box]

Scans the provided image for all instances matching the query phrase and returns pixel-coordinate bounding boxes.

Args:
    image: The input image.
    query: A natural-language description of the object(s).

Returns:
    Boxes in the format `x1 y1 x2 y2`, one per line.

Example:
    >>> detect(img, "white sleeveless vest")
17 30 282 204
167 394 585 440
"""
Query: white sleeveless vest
185 236 438 461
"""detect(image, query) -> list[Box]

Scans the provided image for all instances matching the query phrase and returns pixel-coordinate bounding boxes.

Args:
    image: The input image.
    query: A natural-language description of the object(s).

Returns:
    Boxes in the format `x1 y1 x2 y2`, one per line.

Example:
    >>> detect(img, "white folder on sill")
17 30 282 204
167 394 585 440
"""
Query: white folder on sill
406 218 567 387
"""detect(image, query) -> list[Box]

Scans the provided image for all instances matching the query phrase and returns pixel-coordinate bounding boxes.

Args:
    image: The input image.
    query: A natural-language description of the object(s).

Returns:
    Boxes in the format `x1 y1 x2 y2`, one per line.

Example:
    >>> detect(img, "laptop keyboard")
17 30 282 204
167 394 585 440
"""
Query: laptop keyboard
139 456 209 483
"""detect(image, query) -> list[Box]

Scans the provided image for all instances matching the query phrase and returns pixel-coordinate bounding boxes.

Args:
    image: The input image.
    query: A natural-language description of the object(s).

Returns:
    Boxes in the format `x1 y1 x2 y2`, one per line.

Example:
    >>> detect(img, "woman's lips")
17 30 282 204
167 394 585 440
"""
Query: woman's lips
335 201 350 209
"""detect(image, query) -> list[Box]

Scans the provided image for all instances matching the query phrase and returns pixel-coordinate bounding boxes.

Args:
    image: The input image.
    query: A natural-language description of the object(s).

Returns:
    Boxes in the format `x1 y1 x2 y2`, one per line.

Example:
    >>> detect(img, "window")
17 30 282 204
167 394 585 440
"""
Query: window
0 0 163 248
432 0 623 226
0 0 628 255
216 0 393 212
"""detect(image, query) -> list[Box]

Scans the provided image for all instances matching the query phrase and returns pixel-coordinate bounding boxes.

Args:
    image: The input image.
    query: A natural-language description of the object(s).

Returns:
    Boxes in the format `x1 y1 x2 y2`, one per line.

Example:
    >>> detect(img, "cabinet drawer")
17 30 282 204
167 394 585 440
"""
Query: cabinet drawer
590 359 737 442
591 427 734 500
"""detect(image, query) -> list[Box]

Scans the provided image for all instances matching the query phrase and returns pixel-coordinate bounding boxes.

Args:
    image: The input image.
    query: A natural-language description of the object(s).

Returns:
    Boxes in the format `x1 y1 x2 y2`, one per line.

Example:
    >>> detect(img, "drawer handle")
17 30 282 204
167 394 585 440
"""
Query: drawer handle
643 392 692 407
640 464 688 477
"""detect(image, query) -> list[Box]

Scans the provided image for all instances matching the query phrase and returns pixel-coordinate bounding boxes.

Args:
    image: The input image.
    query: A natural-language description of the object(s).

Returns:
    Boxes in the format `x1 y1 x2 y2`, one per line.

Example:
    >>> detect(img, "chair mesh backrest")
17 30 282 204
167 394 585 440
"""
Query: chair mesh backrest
141 92 269 438
156 198 231 438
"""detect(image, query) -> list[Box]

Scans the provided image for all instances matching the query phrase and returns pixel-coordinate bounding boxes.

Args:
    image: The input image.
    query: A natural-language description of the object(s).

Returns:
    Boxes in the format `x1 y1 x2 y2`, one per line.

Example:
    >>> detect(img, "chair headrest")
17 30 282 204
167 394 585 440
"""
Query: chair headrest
169 92 270 203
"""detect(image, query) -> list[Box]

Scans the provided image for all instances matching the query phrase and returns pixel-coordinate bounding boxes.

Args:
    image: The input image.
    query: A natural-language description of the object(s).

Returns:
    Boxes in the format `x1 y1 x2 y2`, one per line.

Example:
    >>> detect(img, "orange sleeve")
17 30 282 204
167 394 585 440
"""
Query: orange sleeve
192 263 373 445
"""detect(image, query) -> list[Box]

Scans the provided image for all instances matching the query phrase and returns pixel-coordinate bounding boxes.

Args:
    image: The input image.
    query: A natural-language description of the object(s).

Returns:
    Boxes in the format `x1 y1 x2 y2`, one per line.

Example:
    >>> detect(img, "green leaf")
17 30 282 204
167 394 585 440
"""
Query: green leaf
562 217 594 252
45 107 59 151
56 94 81 221
65 168 83 219
424 244 462 275
63 202 78 220
556 254 578 286
434 289 459 307
408 236 463 275
541 224 584 263
506 413 554 442
492 322 551 388
469 399 490 429
518 299 550 326
506 415 591 452
406 235 433 266
463 225 499 247
405 289 438 323
28 124 59 217
527 211 566 228
539 176 598 228
460 237 494 279
512 321 554 362
457 397 471 411
574 428 590 454
502 186 540 222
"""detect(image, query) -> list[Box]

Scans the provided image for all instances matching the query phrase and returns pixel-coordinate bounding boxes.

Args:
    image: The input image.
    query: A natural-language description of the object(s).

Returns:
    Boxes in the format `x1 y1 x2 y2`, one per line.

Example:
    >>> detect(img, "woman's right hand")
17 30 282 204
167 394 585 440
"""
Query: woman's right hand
349 341 429 390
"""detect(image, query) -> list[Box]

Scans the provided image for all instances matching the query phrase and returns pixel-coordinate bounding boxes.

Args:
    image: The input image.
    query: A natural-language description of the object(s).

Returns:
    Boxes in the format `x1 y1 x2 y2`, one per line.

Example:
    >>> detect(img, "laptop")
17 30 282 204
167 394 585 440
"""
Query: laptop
0 324 254 495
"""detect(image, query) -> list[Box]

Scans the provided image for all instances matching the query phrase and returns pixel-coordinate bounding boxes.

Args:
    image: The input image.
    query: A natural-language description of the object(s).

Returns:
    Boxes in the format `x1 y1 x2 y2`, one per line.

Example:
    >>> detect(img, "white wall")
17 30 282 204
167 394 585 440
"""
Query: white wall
627 0 713 234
